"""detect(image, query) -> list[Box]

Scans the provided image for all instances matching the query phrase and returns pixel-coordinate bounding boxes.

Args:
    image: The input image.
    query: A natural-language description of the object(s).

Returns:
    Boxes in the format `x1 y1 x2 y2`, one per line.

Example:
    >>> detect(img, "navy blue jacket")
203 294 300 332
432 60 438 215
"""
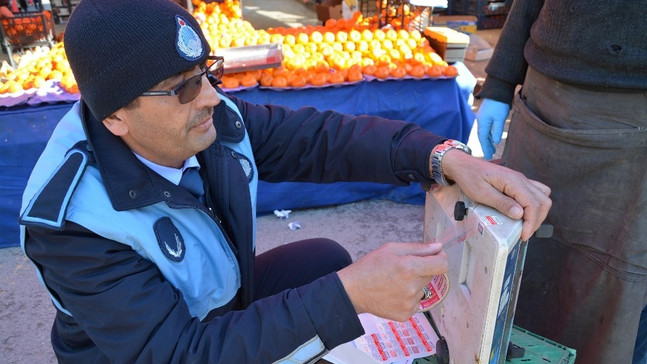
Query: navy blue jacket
20 87 445 363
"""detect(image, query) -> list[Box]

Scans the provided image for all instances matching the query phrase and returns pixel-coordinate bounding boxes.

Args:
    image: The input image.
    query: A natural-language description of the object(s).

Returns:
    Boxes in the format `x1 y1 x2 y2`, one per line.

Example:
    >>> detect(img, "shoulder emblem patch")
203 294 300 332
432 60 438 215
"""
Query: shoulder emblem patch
20 146 88 230
154 217 186 262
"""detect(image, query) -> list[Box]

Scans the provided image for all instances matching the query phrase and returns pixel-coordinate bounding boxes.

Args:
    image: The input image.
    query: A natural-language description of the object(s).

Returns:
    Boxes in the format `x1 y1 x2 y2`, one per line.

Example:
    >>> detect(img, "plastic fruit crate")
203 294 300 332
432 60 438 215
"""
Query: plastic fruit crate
411 326 576 364
447 0 513 29
507 326 577 364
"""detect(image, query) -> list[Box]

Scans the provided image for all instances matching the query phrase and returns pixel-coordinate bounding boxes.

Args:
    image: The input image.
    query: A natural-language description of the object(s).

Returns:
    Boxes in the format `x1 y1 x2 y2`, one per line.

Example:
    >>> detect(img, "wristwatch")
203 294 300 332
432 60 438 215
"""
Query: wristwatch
431 139 472 186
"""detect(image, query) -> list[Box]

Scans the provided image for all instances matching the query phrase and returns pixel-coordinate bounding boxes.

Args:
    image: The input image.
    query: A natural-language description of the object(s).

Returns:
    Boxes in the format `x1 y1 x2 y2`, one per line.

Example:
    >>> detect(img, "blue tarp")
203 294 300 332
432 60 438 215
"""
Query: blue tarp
0 66 475 248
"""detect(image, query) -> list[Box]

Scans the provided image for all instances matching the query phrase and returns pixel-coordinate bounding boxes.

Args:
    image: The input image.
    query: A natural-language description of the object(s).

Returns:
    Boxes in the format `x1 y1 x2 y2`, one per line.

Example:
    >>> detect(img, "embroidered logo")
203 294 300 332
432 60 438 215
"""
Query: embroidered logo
175 15 203 61
154 217 186 262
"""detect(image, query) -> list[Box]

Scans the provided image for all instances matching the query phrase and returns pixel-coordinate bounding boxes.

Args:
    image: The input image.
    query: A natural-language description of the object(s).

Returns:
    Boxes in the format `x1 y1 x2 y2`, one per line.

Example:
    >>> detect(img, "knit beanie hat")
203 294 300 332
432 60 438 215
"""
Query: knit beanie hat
64 0 211 121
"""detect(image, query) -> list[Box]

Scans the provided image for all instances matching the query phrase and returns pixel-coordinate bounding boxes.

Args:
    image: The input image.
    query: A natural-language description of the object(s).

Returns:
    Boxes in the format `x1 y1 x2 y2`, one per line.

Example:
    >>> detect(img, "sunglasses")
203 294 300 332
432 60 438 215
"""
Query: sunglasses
141 56 224 104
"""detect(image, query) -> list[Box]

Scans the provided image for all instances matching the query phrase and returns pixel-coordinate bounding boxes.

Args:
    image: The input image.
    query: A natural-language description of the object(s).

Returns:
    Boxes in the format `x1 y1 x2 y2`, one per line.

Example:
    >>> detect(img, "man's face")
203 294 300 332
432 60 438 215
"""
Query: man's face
104 64 221 168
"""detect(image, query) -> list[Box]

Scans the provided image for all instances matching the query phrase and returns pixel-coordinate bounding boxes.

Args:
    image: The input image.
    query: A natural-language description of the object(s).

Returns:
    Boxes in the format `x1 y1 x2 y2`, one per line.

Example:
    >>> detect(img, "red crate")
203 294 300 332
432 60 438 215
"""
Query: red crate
1 11 56 67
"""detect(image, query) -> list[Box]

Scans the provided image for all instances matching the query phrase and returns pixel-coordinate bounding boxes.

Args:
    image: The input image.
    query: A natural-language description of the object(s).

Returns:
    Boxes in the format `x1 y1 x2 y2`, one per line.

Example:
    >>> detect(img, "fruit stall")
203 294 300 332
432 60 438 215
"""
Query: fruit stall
0 0 477 248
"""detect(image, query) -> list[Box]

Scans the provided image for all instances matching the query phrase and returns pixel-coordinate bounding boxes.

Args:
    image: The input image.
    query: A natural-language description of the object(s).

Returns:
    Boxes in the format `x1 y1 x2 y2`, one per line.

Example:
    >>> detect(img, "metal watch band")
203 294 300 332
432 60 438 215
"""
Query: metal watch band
431 139 472 186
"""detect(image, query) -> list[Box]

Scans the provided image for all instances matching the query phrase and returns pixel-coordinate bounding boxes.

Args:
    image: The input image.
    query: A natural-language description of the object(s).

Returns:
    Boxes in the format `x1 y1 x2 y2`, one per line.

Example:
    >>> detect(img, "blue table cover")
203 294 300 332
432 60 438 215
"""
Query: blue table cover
0 64 475 247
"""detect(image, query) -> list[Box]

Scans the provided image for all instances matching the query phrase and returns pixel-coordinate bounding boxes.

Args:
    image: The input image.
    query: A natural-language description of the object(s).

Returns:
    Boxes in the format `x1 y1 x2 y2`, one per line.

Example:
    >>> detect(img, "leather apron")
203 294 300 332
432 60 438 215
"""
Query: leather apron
503 67 647 364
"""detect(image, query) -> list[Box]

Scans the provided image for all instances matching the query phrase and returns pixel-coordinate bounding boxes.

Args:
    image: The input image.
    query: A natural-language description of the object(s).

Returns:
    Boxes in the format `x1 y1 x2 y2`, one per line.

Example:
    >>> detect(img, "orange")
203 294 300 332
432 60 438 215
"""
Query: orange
271 76 288 88
324 18 337 29
336 31 348 43
284 34 296 46
222 76 240 89
373 29 385 41
362 64 377 76
409 29 422 41
348 29 362 42
260 74 274 87
297 32 309 45
272 67 289 78
374 66 390 79
240 74 258 87
361 29 374 41
343 41 356 53
410 65 425 78
329 72 345 84
49 70 64 81
385 29 398 41
390 66 406 78
427 65 444 78
347 69 363 82
290 75 307 88
357 40 369 52
314 61 329 73
310 73 328 86
443 65 459 77
323 31 336 44
310 30 323 43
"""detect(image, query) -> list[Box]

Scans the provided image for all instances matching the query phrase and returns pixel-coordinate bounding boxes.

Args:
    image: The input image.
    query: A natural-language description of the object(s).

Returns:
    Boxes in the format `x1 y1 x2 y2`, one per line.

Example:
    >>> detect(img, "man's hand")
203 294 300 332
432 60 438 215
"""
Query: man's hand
337 242 447 322
476 98 510 160
441 150 551 241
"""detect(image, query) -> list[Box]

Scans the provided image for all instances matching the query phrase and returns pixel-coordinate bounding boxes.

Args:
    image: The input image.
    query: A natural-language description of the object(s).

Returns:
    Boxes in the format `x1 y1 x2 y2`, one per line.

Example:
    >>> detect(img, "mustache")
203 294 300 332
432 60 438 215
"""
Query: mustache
191 108 214 127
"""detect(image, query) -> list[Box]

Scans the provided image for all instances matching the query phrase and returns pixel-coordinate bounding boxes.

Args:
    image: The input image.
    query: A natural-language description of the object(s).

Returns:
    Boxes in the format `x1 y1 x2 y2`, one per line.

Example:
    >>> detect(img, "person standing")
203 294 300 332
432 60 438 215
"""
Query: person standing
475 1 647 363
16 0 26 12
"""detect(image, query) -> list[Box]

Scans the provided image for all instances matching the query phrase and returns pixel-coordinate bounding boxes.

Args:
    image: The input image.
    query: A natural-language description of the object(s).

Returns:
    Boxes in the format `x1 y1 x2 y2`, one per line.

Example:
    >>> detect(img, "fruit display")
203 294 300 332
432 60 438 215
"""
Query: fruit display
0 0 458 99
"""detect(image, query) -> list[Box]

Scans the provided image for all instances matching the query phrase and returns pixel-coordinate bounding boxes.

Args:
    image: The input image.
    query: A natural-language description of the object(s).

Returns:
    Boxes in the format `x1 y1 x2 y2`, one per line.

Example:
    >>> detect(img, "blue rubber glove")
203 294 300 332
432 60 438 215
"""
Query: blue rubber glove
476 98 511 160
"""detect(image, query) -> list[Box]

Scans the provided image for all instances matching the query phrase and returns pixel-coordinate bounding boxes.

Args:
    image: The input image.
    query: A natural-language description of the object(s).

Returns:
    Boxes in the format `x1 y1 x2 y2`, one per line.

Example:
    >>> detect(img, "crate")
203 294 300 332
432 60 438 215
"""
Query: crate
0 11 56 67
423 26 470 63
316 0 343 22
447 0 513 29
410 326 575 364
50 0 80 24
507 326 577 364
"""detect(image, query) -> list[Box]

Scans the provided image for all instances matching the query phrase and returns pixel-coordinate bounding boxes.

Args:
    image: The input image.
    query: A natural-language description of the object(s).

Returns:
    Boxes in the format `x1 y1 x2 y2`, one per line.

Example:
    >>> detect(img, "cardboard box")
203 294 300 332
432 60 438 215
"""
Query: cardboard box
465 33 493 61
424 26 470 63
316 0 343 22
431 15 478 34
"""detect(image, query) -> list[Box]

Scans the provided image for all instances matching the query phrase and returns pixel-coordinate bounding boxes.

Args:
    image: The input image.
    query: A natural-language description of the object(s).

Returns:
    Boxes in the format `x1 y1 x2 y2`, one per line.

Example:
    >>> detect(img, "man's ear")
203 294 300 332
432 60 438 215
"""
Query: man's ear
102 110 129 137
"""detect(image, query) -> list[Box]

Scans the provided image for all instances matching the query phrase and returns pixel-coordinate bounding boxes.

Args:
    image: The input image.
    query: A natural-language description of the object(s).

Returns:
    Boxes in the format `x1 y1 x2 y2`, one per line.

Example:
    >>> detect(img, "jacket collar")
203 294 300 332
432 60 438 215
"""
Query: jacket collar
80 101 183 211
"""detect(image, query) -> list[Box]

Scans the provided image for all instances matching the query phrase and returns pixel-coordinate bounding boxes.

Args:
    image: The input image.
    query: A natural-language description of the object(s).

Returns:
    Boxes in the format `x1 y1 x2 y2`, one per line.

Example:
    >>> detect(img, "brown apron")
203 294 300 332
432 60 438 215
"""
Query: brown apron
504 67 647 364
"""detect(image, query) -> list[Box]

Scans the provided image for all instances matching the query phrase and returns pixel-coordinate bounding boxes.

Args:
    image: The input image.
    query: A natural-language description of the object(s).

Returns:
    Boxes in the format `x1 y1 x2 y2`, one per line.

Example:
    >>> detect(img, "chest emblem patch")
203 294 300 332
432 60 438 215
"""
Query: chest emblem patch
154 217 186 262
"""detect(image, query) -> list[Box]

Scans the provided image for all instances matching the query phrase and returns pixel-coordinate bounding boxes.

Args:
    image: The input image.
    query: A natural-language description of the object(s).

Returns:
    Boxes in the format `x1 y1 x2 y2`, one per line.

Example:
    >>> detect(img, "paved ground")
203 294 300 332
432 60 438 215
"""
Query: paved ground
0 1 503 362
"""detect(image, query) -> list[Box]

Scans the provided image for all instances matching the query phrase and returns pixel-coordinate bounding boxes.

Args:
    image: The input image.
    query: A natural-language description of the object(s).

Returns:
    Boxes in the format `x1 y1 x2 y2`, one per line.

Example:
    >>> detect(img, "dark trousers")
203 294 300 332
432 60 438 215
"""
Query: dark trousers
253 238 352 300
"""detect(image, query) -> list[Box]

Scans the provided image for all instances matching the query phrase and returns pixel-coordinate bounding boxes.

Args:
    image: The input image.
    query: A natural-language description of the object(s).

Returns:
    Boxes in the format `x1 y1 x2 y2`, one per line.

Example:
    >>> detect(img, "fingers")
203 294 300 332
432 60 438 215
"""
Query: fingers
443 152 552 241
379 242 448 277
337 242 449 320
393 241 443 256
487 170 552 241
476 117 495 160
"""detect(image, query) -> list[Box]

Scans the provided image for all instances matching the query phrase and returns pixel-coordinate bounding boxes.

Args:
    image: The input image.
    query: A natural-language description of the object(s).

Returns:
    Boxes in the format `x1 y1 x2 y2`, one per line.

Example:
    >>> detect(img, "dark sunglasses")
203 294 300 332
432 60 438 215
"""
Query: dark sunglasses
141 56 224 104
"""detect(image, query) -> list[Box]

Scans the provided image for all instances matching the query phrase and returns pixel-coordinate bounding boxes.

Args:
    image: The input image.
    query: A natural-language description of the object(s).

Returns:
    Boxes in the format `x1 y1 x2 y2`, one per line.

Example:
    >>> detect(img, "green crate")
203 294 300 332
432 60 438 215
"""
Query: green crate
411 326 576 364
507 326 576 364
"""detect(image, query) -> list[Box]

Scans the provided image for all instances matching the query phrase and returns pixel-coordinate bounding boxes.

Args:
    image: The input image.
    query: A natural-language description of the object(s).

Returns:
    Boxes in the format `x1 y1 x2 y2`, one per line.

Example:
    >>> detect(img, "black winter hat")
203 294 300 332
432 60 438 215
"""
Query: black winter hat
64 0 211 121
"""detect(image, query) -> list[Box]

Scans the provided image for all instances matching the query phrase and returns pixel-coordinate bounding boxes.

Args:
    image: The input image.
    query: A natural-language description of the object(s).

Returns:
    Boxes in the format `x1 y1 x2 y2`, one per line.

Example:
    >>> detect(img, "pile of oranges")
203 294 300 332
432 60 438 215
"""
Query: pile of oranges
197 1 456 90
0 0 458 95
0 42 76 94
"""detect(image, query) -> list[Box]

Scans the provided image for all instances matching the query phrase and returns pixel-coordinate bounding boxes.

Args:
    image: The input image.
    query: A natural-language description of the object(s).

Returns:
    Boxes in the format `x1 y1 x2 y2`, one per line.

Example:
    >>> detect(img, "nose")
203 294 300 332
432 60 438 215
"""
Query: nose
194 75 221 109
